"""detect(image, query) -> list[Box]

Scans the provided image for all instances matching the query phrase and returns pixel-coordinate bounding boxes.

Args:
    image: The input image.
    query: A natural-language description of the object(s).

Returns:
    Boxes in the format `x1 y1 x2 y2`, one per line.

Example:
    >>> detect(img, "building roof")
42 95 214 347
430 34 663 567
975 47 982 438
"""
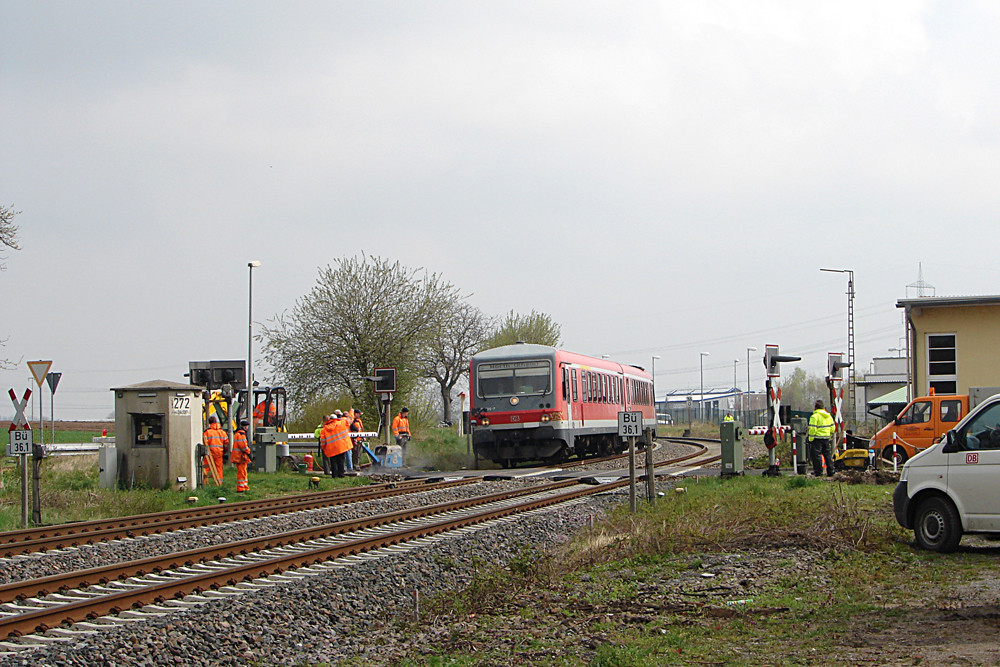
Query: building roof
897 295 1000 309
867 386 909 405
111 380 202 392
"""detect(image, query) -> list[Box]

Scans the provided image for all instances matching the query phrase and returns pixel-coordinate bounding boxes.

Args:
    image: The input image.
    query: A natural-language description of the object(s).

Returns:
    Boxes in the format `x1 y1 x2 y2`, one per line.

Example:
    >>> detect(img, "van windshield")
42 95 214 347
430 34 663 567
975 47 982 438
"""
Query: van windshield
960 403 1000 451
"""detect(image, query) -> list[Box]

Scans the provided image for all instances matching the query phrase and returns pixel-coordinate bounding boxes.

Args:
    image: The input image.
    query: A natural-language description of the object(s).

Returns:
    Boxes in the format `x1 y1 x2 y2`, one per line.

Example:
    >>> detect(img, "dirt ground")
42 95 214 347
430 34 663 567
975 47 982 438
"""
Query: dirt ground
842 541 1000 666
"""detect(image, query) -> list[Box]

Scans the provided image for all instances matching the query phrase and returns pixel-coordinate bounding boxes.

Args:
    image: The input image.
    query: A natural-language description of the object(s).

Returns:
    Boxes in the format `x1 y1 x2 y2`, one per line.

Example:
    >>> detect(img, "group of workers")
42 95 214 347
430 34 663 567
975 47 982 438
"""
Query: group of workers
201 416 253 492
200 404 414 489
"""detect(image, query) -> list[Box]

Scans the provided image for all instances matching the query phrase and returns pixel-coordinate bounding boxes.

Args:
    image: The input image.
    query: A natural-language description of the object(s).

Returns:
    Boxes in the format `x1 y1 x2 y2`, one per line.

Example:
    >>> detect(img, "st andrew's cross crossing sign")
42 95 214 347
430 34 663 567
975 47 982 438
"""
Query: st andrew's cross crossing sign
7 388 33 456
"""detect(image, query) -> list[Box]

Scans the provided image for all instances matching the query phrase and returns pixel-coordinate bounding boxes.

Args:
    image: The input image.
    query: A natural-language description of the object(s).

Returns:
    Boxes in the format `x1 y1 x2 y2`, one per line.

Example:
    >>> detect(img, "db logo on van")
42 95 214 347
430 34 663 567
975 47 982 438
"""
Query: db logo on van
966 453 979 464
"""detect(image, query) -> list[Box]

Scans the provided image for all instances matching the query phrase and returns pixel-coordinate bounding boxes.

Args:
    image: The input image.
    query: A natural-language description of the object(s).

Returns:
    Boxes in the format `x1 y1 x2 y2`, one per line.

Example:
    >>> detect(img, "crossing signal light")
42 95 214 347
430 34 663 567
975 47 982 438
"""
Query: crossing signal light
764 344 801 378
372 368 397 393
828 353 851 380
187 360 246 390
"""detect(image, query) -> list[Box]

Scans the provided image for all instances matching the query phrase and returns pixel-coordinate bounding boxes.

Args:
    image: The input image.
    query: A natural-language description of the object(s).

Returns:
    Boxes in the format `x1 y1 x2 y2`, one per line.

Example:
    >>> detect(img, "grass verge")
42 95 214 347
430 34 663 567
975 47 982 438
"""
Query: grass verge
403 476 985 666
0 455 367 531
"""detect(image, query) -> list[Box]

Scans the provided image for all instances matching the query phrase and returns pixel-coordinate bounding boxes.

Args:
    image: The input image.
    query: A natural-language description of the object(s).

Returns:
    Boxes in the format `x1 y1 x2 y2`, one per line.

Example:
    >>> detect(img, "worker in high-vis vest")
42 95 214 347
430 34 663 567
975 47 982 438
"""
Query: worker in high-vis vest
320 412 352 478
203 415 228 484
808 399 836 477
392 407 411 459
231 420 252 492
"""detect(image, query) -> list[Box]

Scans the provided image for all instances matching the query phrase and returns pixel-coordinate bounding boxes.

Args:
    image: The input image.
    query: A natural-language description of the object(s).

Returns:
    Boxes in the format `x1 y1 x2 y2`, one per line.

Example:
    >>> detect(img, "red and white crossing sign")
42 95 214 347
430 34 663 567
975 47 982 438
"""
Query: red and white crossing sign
7 388 32 456
27 360 52 388
8 388 31 431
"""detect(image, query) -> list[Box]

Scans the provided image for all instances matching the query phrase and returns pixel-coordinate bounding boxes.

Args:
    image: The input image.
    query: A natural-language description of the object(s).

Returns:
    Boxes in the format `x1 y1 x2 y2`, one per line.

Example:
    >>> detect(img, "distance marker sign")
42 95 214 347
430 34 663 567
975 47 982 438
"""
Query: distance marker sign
618 411 643 437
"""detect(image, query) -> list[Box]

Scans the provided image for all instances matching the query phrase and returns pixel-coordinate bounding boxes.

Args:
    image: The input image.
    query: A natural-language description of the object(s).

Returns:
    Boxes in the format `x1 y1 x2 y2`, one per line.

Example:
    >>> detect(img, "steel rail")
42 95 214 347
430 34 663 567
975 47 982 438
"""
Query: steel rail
558 437 710 469
0 477 479 557
0 480 598 639
0 446 724 639
0 480 582 605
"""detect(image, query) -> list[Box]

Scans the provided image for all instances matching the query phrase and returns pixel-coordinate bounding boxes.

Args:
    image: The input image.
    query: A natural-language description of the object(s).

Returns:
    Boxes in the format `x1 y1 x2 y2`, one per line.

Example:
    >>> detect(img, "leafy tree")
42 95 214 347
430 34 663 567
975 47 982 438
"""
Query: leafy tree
418 300 492 423
484 309 562 349
778 367 828 412
260 254 461 421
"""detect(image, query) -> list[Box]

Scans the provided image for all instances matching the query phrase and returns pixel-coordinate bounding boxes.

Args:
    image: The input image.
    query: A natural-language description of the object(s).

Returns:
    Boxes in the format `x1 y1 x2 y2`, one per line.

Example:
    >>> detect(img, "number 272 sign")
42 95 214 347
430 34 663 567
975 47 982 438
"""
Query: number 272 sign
618 411 643 437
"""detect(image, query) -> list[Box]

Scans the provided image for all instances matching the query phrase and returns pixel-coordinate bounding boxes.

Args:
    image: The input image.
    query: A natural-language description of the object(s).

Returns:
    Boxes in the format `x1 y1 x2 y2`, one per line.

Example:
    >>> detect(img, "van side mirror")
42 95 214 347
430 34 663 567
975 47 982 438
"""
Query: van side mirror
941 431 959 454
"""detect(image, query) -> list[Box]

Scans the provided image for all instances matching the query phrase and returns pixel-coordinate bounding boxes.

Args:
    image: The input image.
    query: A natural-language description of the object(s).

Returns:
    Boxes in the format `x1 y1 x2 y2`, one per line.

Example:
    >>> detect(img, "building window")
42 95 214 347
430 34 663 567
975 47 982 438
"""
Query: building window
927 333 957 394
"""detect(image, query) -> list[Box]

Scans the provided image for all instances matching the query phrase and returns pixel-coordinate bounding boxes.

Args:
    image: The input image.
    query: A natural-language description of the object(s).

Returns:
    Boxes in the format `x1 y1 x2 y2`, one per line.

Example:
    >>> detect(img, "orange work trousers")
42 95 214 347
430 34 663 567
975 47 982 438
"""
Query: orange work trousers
236 463 249 492
203 448 224 485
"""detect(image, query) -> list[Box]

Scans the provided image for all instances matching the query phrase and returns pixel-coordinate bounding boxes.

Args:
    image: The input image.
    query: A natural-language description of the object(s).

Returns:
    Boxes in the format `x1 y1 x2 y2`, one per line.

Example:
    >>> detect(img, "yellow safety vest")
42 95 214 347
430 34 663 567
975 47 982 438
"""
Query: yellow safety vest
808 409 835 440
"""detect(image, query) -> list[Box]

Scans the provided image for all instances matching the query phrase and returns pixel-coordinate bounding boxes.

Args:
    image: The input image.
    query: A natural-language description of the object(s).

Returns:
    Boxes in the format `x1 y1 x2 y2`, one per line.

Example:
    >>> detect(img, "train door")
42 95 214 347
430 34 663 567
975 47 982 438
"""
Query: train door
561 363 574 423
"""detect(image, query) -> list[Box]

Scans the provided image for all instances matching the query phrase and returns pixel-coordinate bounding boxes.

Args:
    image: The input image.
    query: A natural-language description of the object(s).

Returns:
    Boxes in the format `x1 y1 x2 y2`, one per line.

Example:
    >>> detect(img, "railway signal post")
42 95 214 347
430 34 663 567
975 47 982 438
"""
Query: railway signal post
9 388 33 527
762 345 801 478
827 353 851 452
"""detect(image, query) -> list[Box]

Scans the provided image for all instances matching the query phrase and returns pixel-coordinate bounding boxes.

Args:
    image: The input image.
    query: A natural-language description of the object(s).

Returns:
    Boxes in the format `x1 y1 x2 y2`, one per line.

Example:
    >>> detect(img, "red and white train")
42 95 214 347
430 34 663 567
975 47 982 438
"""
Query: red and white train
469 343 656 467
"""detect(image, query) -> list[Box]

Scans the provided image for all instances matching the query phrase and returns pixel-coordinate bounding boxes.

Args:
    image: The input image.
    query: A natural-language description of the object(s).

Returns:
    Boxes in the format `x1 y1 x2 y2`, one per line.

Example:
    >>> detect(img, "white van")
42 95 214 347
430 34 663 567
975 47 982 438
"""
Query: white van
893 393 1000 552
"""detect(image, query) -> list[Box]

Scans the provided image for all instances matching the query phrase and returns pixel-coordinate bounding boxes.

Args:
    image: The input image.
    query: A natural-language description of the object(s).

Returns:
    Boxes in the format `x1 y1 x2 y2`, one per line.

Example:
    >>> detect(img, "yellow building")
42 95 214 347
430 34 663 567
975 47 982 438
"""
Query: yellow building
897 296 1000 396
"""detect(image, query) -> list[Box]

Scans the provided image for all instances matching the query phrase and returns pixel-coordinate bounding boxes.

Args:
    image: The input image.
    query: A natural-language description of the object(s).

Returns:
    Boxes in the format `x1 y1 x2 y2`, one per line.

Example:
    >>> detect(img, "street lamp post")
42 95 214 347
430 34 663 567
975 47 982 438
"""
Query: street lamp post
733 359 739 421
651 355 661 422
699 352 710 423
821 268 855 424
248 260 261 453
746 347 757 428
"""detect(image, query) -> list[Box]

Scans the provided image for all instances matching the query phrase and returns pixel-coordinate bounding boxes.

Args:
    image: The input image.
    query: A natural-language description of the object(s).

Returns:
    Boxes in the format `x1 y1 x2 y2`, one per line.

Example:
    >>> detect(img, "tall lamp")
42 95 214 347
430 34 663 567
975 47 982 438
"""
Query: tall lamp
699 351 710 422
651 355 661 421
746 347 757 427
248 260 261 451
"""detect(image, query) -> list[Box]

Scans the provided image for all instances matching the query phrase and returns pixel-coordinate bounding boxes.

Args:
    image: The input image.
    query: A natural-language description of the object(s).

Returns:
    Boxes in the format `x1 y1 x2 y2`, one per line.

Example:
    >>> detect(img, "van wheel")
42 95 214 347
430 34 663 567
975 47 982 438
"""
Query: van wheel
914 496 962 553
882 446 908 465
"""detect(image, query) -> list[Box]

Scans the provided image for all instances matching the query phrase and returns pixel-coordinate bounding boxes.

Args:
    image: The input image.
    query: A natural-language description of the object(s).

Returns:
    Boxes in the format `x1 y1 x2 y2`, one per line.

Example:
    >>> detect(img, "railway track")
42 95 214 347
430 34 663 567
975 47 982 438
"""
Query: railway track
0 478 479 558
559 436 718 470
0 438 720 650
0 479 604 641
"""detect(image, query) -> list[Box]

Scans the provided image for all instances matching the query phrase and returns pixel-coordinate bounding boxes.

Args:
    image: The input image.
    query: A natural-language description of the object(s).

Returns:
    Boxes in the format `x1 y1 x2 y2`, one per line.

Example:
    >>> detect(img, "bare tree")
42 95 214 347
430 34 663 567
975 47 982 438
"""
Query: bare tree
260 254 461 417
484 309 562 349
0 204 20 368
419 301 493 423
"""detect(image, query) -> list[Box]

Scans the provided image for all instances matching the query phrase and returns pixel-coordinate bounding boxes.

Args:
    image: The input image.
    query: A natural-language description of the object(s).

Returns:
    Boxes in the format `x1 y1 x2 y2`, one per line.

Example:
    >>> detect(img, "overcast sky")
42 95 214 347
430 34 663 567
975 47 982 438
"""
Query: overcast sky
3 1 999 421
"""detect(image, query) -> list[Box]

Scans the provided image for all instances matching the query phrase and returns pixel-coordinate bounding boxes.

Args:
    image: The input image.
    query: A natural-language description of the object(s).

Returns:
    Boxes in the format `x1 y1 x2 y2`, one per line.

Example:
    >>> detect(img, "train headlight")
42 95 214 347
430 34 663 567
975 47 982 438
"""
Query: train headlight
480 417 490 427
540 413 550 423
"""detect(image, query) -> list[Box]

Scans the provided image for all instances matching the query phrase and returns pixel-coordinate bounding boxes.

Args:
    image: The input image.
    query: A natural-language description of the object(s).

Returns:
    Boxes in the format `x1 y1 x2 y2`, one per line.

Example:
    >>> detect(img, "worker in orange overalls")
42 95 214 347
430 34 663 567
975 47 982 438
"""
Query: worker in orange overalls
320 412 352 478
253 399 277 427
392 407 411 459
231 419 252 492
202 415 228 485
350 409 365 471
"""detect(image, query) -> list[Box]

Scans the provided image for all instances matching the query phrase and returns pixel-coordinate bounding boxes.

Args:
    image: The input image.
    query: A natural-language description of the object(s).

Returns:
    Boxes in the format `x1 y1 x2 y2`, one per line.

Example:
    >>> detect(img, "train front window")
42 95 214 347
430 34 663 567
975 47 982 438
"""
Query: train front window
477 360 552 398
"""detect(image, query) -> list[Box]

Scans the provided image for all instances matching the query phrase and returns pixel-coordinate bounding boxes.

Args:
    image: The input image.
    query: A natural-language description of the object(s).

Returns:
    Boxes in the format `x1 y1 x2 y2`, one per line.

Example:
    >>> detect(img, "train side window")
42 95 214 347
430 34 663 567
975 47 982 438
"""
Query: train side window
572 369 578 402
601 374 607 403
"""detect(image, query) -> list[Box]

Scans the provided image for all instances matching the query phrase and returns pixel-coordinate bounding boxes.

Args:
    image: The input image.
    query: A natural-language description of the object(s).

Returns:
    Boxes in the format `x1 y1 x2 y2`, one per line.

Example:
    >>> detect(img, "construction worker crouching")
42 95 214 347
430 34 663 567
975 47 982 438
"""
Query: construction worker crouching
203 415 228 485
392 407 411 459
808 399 835 478
232 420 252 492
